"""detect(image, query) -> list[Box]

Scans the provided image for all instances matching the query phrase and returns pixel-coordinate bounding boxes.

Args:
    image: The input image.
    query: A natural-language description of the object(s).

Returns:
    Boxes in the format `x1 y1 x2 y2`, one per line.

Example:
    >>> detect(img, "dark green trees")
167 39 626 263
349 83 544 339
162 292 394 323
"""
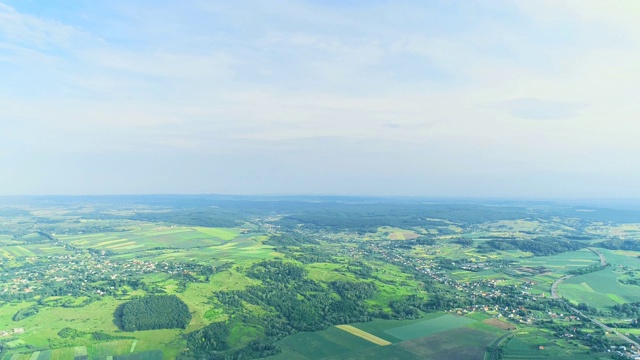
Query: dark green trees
119 295 191 331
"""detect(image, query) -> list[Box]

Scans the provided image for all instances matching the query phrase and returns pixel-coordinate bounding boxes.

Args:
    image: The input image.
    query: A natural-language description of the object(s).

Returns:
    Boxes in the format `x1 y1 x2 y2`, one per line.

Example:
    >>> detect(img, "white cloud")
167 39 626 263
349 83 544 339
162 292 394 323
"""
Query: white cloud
1 1 640 196
0 3 85 48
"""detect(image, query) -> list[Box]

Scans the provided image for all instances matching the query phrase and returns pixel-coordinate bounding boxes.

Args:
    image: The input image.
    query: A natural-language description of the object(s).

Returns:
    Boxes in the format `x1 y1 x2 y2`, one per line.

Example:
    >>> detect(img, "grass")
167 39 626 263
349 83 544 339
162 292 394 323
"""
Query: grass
0 298 183 359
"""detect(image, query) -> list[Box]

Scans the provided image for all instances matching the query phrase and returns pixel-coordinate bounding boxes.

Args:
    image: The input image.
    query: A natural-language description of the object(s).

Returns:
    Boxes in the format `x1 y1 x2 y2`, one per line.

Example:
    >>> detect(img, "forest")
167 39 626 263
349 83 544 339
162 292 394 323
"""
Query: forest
119 295 192 331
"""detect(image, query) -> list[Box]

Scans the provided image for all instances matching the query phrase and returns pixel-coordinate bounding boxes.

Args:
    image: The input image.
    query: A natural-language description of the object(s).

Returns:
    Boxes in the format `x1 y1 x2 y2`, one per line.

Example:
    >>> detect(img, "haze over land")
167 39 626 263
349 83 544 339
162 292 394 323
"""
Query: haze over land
1 1 639 197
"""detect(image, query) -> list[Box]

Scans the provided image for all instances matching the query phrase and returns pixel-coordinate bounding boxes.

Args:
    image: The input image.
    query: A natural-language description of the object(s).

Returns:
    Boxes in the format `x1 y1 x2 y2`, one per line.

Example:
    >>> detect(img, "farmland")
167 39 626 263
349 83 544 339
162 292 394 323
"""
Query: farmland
0 196 639 359
269 314 507 360
560 268 640 308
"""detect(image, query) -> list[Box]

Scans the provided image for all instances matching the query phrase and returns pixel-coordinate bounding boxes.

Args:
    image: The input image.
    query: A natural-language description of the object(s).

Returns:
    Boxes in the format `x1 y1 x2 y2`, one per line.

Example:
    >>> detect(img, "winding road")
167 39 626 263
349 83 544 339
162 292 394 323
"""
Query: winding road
550 275 572 299
550 248 606 299
589 248 607 266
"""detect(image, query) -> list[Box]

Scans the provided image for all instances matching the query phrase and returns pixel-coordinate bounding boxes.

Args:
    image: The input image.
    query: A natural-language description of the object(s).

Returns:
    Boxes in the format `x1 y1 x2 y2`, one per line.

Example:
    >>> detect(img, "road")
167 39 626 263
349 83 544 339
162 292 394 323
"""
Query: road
550 248 606 299
568 306 640 348
550 275 573 299
549 250 638 347
487 332 513 360
589 248 607 266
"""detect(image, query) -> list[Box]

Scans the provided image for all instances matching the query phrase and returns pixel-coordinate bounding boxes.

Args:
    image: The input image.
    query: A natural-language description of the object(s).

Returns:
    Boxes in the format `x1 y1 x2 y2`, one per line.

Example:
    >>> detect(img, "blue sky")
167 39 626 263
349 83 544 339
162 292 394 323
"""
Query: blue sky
1 1 639 197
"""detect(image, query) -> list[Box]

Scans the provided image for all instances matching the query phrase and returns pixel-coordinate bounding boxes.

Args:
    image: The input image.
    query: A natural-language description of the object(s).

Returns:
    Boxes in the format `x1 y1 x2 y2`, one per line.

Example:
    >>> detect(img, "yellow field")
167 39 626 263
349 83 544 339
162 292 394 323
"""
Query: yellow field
335 325 391 346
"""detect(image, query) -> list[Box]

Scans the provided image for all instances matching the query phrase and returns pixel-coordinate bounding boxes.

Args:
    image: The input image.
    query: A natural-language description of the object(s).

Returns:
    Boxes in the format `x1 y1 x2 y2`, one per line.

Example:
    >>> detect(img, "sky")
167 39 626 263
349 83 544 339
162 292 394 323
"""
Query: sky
1 1 639 198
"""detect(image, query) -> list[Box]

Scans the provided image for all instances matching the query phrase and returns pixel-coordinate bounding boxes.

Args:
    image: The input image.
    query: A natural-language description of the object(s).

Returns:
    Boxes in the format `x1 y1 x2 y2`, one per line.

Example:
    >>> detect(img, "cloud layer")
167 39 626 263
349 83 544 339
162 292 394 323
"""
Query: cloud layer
1 0 639 197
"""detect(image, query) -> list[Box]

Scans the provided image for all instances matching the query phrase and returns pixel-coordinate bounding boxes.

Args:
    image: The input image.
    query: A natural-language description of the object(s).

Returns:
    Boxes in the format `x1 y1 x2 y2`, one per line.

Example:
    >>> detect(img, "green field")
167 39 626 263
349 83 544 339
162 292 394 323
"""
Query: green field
269 316 502 360
56 226 242 253
518 250 599 273
55 225 275 265
2 198 638 360
269 326 379 360
599 249 640 268
559 268 640 308
384 314 476 340
502 328 597 359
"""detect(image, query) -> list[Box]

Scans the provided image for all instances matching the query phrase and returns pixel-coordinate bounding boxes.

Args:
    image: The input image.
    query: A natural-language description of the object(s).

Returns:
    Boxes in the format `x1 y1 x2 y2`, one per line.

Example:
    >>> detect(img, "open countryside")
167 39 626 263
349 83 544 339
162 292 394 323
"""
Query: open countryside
0 196 639 359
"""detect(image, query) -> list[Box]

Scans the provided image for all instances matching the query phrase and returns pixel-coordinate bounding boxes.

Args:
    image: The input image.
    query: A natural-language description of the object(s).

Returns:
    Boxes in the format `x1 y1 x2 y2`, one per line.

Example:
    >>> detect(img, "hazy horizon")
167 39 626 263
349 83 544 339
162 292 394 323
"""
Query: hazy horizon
2 1 640 197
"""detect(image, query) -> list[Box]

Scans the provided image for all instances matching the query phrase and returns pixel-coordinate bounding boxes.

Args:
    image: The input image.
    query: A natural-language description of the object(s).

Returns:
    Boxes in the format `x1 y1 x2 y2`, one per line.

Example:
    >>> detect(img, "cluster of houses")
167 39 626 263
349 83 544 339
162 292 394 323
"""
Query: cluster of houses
0 252 198 298
0 328 24 337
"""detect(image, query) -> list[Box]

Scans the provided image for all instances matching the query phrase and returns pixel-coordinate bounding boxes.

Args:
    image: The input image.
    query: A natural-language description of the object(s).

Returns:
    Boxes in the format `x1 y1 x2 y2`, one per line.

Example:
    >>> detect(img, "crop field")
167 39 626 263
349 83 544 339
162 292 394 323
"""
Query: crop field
270 316 503 360
383 314 476 340
449 269 508 282
335 325 392 345
112 350 163 360
6 346 164 360
518 250 598 273
599 249 640 268
141 236 274 264
0 245 36 258
56 226 242 253
55 226 275 265
395 327 497 360
311 327 498 360
87 340 136 358
0 235 23 245
0 244 73 259
481 220 543 232
376 227 421 240
269 326 380 360
559 268 640 308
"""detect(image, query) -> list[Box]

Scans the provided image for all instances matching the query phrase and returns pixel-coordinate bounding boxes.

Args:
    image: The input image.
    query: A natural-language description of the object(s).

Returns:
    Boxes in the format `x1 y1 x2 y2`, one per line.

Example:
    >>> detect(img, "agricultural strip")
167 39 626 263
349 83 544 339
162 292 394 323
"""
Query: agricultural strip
106 242 137 249
96 239 130 247
335 325 392 346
